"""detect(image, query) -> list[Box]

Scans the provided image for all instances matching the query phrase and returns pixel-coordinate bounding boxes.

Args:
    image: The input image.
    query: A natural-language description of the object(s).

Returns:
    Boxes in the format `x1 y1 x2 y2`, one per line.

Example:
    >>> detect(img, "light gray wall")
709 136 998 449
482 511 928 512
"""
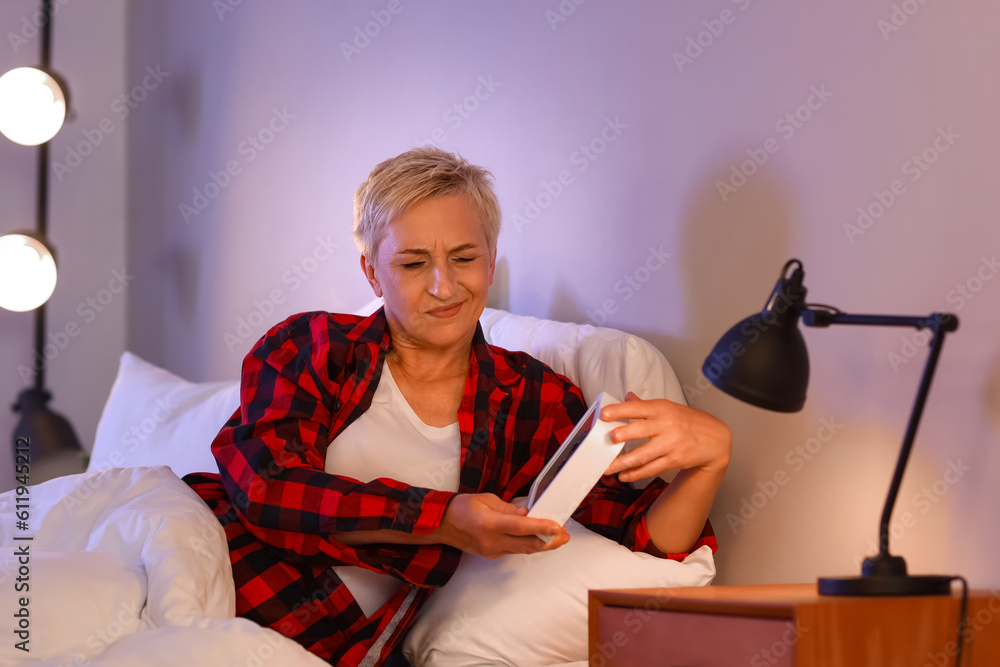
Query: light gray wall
0 0 127 490
6 0 998 589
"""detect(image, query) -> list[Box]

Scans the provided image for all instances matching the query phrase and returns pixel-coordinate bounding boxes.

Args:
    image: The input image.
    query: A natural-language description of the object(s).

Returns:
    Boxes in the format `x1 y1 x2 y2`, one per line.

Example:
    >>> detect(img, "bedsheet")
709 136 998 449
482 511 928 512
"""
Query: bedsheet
0 466 327 667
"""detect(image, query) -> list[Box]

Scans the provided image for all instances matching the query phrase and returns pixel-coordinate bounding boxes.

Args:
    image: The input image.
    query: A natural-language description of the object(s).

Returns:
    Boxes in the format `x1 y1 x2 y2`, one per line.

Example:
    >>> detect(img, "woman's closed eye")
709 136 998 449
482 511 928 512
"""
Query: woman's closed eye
401 257 476 269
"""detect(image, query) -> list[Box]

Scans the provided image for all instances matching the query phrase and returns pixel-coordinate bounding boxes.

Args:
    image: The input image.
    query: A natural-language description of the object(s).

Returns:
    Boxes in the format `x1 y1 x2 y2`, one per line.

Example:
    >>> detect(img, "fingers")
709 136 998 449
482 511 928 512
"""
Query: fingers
479 495 561 536
601 396 677 422
494 511 562 538
453 494 573 557
606 440 679 479
612 456 673 482
505 531 568 556
479 494 524 514
606 439 663 475
540 529 570 551
608 419 660 444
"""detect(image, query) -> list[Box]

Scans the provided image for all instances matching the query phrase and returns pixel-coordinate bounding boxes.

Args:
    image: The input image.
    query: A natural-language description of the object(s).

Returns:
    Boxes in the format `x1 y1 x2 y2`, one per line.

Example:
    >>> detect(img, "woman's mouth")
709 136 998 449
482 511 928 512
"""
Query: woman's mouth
427 303 462 318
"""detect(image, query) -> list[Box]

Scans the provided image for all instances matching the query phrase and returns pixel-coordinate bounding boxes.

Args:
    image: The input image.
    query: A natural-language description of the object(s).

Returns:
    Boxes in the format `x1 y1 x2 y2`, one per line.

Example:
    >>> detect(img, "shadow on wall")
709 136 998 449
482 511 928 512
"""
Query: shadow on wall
656 165 827 585
124 0 202 365
986 352 1000 435
163 61 206 325
552 161 833 585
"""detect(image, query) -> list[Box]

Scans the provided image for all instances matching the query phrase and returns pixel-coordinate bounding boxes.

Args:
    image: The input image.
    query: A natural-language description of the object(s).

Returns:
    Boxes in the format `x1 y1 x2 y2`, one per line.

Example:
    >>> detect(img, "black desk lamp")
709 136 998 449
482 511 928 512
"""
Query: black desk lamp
704 258 957 596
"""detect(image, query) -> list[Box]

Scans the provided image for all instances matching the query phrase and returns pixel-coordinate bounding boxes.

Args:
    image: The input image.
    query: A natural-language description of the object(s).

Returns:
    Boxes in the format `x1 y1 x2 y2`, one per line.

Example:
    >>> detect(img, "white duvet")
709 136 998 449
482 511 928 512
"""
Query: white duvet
0 466 327 667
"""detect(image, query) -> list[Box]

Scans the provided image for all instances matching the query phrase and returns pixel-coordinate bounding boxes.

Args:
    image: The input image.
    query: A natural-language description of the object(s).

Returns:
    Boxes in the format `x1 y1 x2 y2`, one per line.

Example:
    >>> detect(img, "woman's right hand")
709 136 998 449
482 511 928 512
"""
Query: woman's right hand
436 493 569 558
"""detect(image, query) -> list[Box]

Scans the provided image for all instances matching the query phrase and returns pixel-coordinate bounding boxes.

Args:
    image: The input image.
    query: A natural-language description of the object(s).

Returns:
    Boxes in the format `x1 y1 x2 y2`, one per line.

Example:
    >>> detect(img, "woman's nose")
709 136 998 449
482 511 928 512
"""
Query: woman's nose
430 262 456 298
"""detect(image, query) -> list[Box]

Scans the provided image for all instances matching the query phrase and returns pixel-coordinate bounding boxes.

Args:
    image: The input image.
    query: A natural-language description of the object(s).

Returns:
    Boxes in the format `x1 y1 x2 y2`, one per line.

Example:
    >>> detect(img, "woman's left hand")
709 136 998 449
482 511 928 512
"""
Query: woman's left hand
601 392 732 483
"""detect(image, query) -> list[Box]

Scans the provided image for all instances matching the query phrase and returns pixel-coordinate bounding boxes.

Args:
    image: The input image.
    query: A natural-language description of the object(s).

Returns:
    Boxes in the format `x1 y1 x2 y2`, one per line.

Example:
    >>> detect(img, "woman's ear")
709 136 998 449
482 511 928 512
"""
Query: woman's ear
360 254 383 297
487 247 497 287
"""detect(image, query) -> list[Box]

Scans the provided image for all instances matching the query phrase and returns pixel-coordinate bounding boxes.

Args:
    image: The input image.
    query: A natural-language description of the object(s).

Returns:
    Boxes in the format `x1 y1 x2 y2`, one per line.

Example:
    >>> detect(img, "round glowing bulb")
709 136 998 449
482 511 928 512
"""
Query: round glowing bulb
0 67 67 146
0 233 58 311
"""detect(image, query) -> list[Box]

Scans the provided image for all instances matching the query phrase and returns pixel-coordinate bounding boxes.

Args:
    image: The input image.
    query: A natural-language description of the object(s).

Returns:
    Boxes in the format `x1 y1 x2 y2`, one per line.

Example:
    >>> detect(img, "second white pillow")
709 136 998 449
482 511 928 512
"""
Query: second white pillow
403 519 715 667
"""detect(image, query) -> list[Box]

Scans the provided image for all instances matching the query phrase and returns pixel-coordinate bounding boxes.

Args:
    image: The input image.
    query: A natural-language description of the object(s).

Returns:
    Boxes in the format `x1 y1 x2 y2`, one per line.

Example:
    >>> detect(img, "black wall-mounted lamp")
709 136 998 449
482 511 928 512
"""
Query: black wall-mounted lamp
704 258 959 596
1 0 83 473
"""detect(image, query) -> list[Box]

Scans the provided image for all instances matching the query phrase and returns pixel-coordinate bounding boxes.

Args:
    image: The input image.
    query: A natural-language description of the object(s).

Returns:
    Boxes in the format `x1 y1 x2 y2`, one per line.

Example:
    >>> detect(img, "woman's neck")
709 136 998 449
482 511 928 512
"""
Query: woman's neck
386 341 472 384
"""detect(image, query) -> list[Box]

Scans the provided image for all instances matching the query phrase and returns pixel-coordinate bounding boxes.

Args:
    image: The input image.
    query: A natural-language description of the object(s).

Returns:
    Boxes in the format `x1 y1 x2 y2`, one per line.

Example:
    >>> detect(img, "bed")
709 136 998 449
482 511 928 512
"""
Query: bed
0 307 715 666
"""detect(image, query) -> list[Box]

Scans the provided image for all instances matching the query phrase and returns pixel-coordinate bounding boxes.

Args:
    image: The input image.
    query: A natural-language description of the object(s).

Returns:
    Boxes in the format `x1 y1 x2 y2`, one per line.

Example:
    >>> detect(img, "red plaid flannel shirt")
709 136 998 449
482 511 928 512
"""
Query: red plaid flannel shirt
185 308 716 665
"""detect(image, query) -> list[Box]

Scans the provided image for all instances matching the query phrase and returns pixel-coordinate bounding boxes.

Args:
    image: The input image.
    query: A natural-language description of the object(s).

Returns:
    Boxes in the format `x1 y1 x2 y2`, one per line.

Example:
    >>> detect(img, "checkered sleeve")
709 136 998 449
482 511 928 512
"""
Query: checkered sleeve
542 381 718 560
212 312 458 579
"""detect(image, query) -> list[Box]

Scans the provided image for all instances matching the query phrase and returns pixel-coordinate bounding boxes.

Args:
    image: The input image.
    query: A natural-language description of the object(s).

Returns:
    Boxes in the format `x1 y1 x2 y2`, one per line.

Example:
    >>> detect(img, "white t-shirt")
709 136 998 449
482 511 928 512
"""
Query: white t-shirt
325 359 461 617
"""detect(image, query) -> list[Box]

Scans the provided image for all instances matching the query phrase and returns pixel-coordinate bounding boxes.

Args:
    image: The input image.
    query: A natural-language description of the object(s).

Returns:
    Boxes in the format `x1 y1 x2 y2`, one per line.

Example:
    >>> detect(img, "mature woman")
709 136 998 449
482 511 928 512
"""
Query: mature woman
185 147 731 666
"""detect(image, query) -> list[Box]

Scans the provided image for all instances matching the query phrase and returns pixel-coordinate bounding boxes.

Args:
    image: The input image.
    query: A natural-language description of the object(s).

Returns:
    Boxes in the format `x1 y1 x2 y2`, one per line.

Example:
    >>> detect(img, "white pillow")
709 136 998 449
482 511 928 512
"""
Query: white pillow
403 519 715 667
89 352 240 477
0 550 144 662
479 307 686 407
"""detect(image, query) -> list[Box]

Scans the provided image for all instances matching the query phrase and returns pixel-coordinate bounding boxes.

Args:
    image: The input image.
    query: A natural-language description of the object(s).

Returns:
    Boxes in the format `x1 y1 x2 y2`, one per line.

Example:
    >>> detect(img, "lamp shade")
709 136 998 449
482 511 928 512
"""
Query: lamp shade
703 315 810 412
702 259 811 412
0 66 67 146
13 387 84 481
0 232 58 312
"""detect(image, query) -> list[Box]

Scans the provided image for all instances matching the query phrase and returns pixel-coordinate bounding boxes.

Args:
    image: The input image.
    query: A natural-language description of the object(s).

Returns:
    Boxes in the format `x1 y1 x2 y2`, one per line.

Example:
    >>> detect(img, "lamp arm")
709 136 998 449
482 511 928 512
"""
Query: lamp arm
802 309 958 559
801 309 955 329
875 319 951 554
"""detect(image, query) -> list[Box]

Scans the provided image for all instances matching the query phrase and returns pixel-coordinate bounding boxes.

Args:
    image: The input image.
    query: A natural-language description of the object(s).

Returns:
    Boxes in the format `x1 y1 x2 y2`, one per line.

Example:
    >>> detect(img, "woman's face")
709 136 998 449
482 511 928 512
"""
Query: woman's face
361 194 496 353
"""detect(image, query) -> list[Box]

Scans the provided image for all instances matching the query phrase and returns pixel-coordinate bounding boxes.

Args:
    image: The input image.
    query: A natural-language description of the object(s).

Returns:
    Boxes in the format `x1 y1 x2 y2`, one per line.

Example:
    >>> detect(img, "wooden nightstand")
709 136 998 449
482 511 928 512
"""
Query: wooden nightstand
589 583 1000 666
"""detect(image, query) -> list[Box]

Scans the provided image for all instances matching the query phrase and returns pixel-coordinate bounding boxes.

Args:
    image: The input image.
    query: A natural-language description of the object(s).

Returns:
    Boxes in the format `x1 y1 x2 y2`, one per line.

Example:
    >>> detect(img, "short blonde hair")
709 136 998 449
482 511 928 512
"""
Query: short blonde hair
353 147 502 261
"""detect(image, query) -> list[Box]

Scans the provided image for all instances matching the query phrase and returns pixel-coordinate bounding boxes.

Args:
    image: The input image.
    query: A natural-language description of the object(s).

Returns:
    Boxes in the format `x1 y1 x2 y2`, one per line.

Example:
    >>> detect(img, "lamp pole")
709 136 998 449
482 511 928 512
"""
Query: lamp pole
34 0 53 396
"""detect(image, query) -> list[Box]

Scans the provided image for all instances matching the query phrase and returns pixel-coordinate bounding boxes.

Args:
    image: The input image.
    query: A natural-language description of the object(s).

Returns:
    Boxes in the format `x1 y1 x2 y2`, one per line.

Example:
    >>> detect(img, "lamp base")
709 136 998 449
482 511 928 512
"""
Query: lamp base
818 574 953 596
